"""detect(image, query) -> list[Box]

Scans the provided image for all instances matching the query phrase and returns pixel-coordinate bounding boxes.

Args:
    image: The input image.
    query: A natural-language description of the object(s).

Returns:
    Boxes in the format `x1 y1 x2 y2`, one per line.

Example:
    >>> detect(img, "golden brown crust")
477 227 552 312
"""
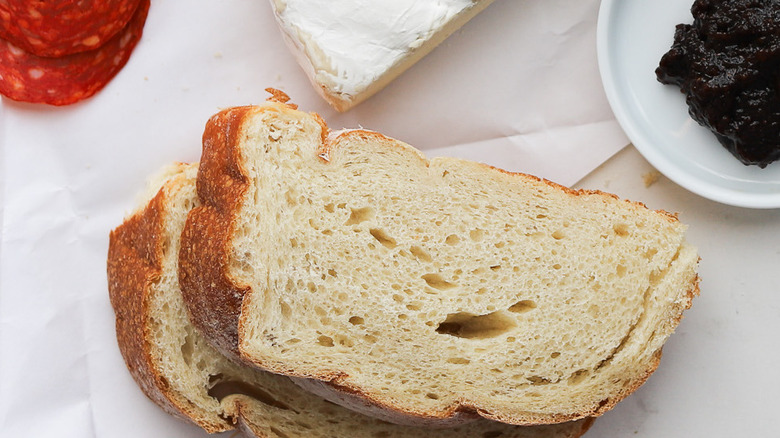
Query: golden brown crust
107 186 230 433
108 191 166 411
265 87 298 109
179 106 255 360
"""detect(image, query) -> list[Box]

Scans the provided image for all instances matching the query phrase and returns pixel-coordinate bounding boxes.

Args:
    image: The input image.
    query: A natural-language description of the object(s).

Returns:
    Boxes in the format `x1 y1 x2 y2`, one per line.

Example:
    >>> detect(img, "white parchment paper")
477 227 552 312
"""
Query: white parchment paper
0 0 627 436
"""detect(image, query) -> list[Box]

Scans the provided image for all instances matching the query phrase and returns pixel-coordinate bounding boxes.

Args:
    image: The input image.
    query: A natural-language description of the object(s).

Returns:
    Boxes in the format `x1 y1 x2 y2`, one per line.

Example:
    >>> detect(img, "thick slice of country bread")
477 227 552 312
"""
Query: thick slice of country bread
269 0 495 111
179 100 700 427
107 162 592 438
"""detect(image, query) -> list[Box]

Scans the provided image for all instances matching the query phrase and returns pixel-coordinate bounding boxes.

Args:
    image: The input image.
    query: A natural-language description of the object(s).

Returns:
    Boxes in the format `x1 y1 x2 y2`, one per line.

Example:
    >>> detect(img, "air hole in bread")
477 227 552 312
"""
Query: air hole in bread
369 228 397 249
470 229 485 241
409 245 432 262
280 301 292 318
649 269 664 286
334 334 354 347
421 273 456 290
551 230 565 240
527 375 553 385
180 333 194 366
348 316 364 325
616 264 627 278
324 203 335 213
613 223 630 237
445 234 460 245
426 393 439 400
568 369 590 385
446 357 470 365
508 300 537 314
435 311 517 339
345 206 374 225
551 352 561 358
317 335 334 347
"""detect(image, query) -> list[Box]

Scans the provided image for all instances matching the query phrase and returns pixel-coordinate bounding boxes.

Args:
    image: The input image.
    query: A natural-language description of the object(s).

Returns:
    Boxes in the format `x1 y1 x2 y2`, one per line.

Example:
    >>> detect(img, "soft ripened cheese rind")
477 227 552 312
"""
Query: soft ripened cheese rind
179 101 700 426
107 162 593 438
270 0 495 111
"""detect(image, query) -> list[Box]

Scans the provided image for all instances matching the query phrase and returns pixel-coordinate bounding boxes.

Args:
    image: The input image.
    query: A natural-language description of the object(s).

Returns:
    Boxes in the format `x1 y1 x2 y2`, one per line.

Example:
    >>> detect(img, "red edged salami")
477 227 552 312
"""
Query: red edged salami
0 0 142 57
0 0 149 106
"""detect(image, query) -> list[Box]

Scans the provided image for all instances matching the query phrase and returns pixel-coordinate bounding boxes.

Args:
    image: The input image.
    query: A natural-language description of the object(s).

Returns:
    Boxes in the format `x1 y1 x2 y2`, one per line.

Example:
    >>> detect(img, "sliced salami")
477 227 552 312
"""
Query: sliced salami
0 0 149 106
0 0 141 57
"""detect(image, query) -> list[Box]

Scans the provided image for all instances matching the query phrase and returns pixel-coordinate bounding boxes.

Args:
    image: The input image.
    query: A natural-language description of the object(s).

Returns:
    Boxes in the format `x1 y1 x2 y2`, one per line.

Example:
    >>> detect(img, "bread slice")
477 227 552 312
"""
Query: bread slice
179 100 700 427
107 162 592 438
270 0 495 111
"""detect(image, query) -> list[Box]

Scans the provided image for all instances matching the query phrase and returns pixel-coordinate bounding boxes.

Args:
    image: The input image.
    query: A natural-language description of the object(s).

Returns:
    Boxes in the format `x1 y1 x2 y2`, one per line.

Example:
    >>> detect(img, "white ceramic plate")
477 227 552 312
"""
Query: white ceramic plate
597 0 780 209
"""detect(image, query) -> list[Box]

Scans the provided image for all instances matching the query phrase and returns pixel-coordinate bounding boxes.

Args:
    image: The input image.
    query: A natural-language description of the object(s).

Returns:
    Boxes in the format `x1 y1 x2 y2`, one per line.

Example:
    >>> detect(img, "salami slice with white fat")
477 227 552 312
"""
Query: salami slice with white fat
0 0 149 106
0 0 142 57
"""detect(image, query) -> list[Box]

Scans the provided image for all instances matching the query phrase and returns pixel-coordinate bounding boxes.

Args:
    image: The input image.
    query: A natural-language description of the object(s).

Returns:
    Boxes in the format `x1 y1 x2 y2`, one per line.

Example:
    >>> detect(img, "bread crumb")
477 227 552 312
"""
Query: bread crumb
643 171 661 188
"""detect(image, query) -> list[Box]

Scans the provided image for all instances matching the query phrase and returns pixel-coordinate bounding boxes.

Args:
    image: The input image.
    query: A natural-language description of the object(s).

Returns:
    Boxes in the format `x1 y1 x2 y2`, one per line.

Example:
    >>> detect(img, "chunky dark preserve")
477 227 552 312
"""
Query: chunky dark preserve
656 0 780 167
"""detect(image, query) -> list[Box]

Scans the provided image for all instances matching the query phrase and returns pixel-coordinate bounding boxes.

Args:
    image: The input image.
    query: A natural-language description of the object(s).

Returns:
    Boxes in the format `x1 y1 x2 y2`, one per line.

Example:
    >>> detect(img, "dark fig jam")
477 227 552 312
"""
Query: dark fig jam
656 0 780 168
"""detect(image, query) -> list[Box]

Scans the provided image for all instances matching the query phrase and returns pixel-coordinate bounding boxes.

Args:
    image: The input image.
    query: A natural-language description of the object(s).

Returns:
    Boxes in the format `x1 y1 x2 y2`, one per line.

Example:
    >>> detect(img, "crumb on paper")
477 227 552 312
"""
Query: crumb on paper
214 52 223 59
276 74 282 81
643 170 662 187
143 76 148 81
